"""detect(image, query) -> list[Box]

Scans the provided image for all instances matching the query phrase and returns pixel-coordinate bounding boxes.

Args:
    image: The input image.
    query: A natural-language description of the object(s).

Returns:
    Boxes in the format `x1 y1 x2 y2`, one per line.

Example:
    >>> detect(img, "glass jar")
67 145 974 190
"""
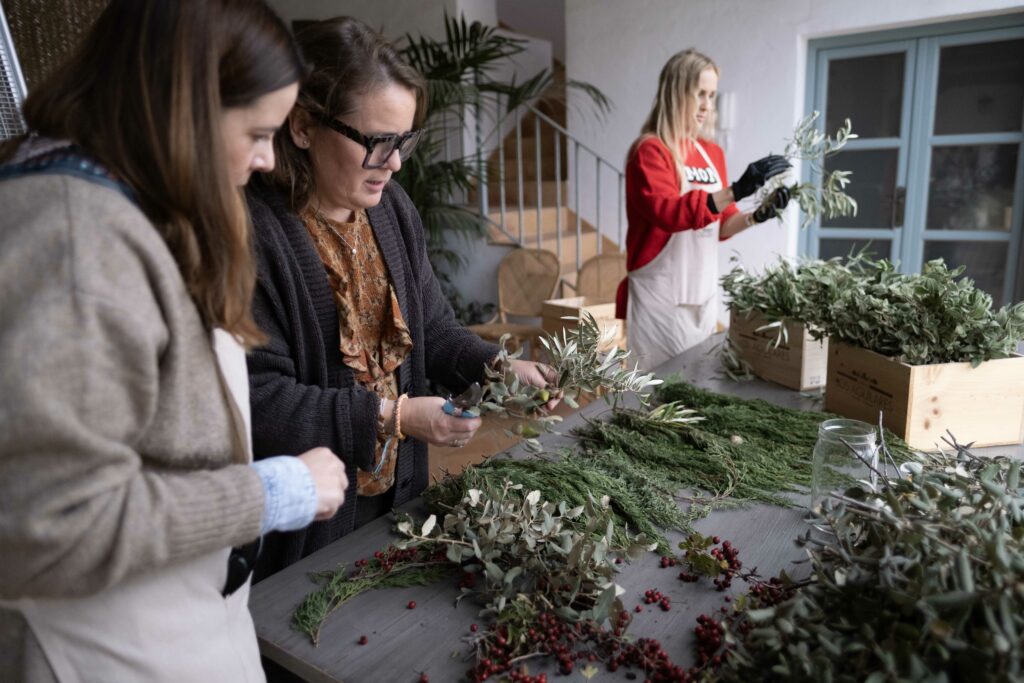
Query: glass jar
810 418 878 509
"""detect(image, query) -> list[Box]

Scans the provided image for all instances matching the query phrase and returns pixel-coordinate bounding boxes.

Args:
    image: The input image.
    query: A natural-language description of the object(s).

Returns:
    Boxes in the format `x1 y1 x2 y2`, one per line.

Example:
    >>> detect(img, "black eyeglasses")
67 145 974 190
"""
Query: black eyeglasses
318 115 422 169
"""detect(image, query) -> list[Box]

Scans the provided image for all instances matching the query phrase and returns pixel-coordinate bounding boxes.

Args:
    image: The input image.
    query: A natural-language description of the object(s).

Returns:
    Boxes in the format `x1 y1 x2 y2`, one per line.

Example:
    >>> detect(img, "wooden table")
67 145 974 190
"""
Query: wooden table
249 334 1024 682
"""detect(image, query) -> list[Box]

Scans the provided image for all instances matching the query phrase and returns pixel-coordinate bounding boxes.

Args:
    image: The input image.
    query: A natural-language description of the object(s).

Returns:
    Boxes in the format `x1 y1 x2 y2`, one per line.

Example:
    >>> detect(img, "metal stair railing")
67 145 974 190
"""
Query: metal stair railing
0 2 28 140
445 97 625 273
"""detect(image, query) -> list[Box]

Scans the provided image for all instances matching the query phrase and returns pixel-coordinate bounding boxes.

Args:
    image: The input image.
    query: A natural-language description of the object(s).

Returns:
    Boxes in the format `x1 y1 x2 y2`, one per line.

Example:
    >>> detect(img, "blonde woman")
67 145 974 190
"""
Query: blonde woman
616 48 791 370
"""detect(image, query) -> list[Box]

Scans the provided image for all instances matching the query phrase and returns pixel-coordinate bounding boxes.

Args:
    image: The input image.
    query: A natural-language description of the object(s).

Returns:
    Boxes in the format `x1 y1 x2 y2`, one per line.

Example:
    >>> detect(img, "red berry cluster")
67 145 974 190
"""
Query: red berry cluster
464 609 695 682
642 588 672 611
659 555 678 568
691 575 798 674
604 637 690 681
747 575 792 606
418 674 429 683
710 540 742 591
693 613 727 666
351 544 445 576
456 570 477 590
676 537 743 591
357 635 368 645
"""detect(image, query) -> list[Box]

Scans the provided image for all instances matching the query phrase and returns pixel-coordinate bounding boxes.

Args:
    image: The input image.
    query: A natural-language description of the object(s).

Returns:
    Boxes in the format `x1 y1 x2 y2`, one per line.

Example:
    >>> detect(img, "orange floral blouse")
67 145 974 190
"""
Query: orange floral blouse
301 207 413 496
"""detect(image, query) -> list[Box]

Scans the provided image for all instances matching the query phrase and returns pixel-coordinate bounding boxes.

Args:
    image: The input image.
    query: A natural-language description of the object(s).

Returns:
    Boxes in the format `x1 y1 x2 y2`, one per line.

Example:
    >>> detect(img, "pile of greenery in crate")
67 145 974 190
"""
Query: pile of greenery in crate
702 436 1024 682
720 252 870 347
821 257 1024 366
723 253 1024 368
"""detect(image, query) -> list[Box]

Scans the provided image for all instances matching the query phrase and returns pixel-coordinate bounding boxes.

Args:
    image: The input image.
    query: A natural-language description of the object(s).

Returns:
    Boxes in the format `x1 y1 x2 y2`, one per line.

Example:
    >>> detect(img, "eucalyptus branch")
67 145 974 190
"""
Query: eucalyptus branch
714 442 1024 681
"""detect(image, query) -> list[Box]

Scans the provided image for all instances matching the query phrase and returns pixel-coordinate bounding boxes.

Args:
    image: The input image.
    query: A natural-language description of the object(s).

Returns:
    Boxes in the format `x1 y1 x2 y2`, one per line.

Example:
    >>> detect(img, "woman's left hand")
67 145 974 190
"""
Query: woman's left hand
508 359 562 412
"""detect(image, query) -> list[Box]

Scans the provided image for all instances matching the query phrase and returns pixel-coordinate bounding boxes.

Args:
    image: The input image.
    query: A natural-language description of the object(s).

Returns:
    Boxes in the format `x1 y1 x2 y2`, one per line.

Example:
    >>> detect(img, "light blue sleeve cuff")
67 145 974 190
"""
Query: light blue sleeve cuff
251 456 318 535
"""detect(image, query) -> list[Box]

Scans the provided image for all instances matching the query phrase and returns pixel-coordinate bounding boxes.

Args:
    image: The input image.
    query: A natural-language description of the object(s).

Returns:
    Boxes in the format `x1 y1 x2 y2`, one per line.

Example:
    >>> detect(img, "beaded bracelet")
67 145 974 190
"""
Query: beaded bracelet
394 393 408 441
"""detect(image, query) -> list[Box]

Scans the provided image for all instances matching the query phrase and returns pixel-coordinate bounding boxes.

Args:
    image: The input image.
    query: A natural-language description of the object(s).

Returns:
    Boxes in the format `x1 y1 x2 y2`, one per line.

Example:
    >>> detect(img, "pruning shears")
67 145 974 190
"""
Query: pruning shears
442 382 483 419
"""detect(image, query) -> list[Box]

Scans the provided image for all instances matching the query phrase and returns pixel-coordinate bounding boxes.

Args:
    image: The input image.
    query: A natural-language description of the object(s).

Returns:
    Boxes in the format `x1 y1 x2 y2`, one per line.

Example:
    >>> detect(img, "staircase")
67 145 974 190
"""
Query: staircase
467 66 625 296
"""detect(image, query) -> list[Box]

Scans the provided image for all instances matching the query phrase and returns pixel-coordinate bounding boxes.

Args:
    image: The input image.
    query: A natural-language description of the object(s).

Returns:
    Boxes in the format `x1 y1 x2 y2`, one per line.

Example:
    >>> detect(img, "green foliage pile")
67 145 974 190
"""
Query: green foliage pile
723 253 1024 366
824 257 1024 366
721 253 870 347
432 381 911 554
577 382 910 508
713 441 1024 682
399 482 650 629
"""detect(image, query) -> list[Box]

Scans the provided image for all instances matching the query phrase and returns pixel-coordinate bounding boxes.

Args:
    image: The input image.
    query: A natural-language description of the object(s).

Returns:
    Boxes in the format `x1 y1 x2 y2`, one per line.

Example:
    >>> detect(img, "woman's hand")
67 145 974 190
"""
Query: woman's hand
296 447 349 521
508 359 562 411
731 154 791 201
402 396 482 448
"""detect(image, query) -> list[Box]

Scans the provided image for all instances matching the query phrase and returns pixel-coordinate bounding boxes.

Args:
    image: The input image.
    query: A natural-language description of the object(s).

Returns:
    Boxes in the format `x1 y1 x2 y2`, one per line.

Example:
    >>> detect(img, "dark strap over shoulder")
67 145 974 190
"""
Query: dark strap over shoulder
0 143 137 206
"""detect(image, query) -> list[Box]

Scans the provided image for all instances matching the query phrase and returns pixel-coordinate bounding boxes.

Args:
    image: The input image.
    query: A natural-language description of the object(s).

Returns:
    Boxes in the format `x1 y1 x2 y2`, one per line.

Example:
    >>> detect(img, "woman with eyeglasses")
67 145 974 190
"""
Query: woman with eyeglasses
245 16 558 580
0 1 350 680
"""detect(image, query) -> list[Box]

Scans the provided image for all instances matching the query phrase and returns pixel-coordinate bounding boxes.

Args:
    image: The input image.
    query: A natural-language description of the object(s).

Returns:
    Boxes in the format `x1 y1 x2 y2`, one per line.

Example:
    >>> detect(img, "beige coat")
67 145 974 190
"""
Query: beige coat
0 172 267 681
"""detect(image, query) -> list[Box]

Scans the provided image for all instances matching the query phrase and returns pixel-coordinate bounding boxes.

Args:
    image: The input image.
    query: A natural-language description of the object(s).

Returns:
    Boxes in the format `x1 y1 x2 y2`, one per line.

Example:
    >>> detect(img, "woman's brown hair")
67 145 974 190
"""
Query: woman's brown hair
270 16 427 212
3 0 303 346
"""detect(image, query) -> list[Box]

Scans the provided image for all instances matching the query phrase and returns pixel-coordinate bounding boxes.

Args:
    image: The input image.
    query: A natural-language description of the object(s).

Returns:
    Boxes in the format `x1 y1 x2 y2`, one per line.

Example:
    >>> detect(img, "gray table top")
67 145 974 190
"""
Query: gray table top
249 334 1023 682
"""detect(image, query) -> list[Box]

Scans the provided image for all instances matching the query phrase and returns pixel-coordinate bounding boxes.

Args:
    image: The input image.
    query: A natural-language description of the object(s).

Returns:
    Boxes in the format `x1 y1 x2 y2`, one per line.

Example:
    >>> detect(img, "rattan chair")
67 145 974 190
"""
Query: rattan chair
575 253 627 302
467 248 560 359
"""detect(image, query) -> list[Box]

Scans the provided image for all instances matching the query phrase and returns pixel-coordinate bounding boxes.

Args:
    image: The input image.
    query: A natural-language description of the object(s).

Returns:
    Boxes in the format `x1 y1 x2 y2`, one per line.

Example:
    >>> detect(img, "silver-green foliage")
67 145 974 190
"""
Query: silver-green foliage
714 438 1024 682
720 253 870 348
722 253 1024 366
824 258 1024 366
396 480 652 628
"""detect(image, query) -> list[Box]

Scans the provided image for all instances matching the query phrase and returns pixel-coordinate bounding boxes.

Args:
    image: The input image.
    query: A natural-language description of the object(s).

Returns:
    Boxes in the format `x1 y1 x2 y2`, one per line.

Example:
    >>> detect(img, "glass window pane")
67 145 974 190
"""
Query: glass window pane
934 39 1024 135
821 149 899 228
926 144 1018 232
819 239 892 262
826 53 905 138
923 241 1007 303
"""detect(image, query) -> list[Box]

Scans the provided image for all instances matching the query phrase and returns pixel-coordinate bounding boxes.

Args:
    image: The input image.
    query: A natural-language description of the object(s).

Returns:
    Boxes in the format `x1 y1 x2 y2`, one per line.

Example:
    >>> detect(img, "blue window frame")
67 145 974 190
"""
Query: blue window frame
802 13 1024 305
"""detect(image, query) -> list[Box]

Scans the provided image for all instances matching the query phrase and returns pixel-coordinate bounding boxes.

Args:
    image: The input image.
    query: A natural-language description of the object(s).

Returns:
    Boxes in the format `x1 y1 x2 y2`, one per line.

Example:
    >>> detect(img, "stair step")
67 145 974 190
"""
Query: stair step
469 179 569 206
488 206 591 240
486 223 620 265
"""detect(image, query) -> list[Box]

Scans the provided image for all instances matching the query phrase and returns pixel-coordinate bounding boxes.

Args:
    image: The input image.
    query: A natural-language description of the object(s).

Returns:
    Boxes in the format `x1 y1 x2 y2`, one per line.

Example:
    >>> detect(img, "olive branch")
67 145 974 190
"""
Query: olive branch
758 111 858 228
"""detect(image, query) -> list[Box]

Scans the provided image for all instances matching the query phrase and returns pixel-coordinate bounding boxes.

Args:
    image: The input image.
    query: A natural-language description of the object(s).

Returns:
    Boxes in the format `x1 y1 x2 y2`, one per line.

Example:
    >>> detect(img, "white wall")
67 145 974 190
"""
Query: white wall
497 0 566 62
267 0 497 41
266 0 456 42
565 0 1024 297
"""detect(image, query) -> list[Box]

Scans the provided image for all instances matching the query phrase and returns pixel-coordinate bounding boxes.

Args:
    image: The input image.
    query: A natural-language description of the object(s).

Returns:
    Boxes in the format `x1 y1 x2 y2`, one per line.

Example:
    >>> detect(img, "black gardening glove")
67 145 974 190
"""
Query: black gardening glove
753 185 792 223
731 154 791 201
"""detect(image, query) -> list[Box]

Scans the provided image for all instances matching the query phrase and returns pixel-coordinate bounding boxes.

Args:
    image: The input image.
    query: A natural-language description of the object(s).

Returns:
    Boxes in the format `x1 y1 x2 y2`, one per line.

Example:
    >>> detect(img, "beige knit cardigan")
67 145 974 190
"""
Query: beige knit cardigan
0 173 266 679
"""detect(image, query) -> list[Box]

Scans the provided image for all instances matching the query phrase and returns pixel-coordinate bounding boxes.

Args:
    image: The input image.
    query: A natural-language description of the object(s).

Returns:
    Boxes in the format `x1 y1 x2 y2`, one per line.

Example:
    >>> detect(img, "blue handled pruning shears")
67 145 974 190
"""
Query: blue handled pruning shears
442 382 483 418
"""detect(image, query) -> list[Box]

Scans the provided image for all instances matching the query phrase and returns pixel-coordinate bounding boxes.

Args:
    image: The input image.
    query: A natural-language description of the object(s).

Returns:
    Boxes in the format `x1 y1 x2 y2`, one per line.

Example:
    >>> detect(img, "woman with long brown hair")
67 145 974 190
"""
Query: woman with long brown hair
0 1 347 680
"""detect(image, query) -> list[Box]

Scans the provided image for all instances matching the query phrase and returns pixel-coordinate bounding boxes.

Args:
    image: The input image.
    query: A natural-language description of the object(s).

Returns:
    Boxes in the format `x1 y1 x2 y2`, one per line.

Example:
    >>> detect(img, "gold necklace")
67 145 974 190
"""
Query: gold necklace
314 210 357 256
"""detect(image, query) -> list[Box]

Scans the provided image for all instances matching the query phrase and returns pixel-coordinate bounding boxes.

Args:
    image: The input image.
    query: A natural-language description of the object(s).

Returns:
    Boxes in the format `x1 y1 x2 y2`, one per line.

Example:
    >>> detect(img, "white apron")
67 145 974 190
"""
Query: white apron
627 140 721 371
6 330 265 683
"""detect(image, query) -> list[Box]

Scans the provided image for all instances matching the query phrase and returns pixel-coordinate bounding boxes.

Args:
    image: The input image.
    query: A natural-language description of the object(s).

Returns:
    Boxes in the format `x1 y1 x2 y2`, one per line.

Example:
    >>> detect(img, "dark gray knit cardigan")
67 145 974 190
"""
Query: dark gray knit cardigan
246 177 498 580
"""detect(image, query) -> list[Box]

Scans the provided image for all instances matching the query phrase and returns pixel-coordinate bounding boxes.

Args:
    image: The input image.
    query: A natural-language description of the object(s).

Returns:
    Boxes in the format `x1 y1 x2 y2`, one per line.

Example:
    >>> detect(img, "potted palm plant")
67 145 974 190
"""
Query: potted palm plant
396 14 610 323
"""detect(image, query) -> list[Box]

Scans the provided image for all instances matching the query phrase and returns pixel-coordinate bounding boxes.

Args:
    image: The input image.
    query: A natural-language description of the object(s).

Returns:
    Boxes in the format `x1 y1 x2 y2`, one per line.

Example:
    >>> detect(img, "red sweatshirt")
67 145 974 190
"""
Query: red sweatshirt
615 136 738 319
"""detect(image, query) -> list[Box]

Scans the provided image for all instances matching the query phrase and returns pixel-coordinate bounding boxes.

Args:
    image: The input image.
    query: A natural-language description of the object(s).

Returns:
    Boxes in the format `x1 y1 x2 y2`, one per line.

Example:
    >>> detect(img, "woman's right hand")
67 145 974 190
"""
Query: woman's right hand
731 154 791 201
401 396 482 448
297 447 349 521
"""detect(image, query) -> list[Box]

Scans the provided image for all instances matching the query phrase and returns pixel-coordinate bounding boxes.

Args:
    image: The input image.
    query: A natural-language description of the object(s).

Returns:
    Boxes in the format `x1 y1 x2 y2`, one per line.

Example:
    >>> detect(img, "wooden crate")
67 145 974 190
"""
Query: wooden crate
728 309 827 391
541 296 625 352
824 340 1024 450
